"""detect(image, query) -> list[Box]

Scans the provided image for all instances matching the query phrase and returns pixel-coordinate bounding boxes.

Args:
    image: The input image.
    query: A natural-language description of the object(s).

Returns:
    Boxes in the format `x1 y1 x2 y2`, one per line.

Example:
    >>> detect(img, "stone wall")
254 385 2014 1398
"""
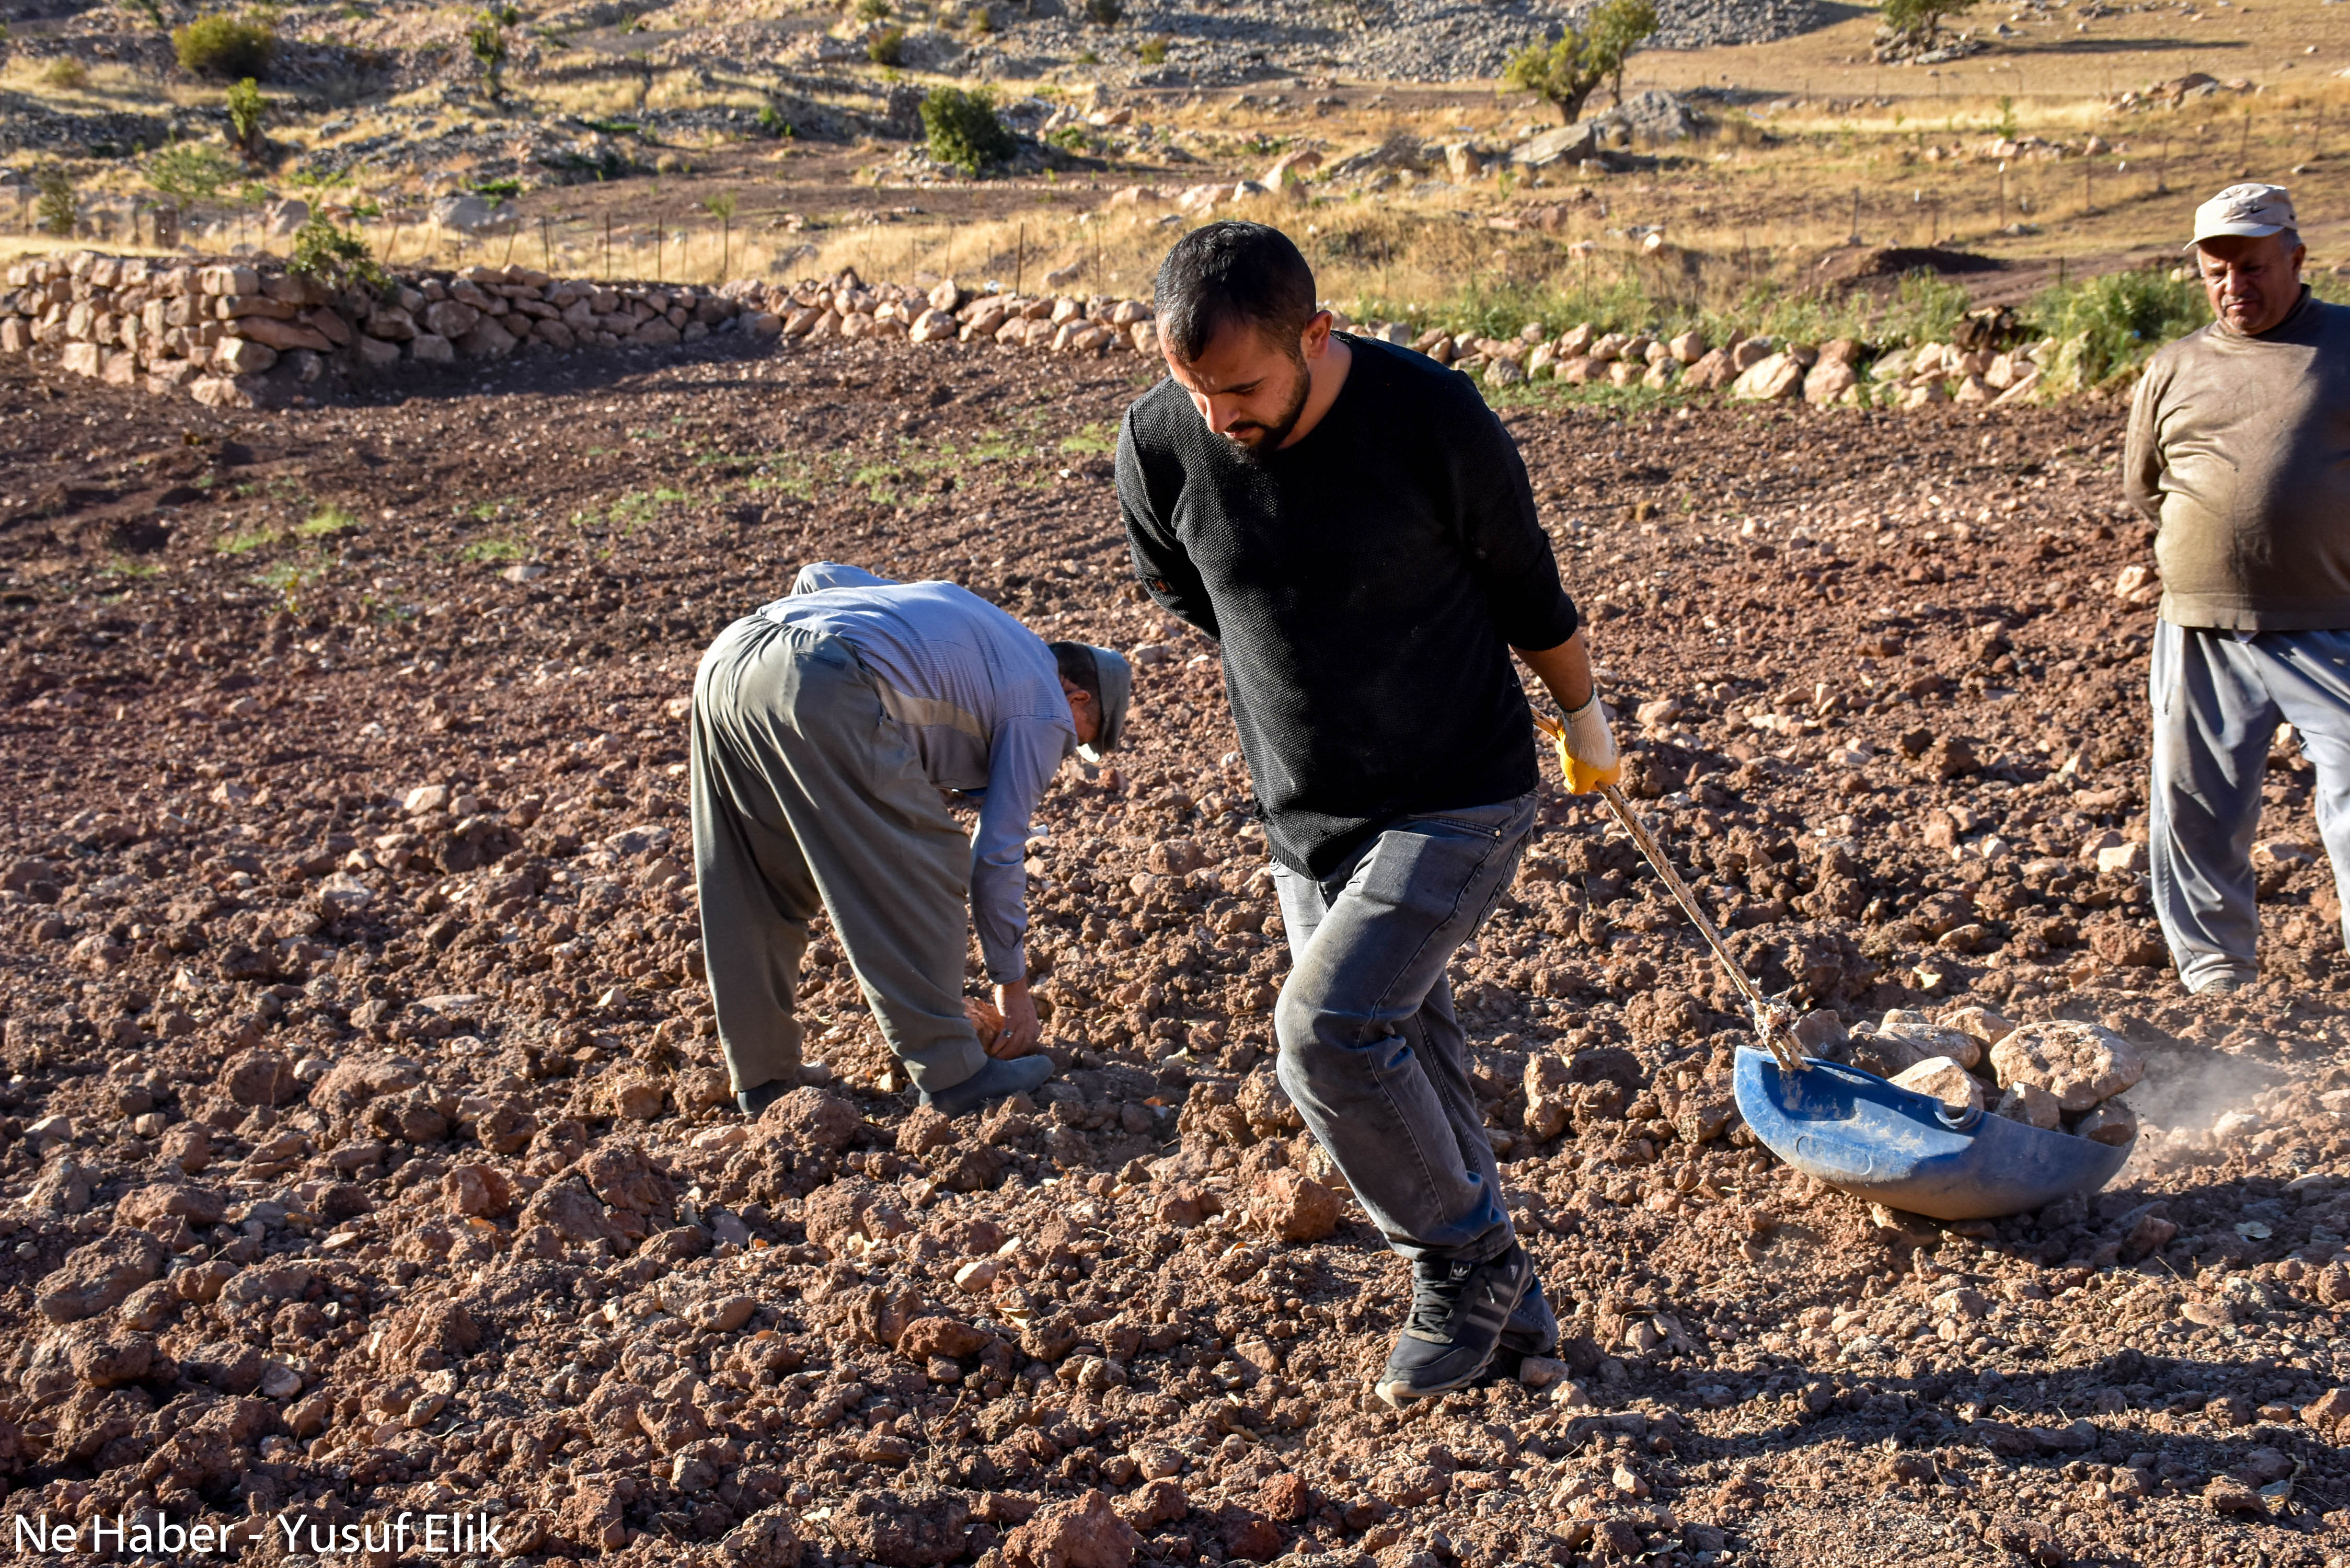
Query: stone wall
0 250 1185 410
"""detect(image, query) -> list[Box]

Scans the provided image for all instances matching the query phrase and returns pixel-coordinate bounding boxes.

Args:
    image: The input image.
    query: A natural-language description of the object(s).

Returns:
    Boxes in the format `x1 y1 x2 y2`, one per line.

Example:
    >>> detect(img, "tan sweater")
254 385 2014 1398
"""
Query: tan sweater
2124 288 2350 630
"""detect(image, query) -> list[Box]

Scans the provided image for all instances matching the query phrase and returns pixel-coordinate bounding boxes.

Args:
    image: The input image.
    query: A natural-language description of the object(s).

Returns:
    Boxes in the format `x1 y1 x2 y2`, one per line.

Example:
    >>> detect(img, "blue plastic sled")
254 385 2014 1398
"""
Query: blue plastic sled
1732 1047 2135 1221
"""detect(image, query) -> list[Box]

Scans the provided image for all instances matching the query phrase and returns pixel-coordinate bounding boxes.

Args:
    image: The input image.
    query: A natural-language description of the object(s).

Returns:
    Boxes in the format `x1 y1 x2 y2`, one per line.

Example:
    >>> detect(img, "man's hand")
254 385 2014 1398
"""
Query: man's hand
992 979 1041 1058
1559 691 1621 793
1516 629 1620 792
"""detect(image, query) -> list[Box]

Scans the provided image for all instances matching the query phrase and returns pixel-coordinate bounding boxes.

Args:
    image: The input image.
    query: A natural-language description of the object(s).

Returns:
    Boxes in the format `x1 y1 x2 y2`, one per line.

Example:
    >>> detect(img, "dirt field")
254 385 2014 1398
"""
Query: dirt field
4 328 2349 1568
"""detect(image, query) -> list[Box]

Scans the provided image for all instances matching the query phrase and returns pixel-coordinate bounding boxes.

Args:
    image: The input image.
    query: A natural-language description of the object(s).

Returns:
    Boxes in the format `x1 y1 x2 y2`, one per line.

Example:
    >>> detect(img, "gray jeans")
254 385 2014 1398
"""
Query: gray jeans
1271 792 1537 1266
2149 619 2350 990
690 615 988 1097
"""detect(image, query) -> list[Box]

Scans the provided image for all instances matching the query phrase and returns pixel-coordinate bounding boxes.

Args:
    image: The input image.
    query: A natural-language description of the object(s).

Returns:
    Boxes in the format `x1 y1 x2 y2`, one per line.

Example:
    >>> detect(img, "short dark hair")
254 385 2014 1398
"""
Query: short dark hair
1154 221 1319 363
1048 641 1100 706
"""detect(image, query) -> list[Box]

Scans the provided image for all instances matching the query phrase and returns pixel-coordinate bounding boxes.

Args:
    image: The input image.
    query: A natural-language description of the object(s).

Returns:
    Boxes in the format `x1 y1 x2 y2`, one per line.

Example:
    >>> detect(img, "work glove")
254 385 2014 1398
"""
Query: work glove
1557 692 1621 794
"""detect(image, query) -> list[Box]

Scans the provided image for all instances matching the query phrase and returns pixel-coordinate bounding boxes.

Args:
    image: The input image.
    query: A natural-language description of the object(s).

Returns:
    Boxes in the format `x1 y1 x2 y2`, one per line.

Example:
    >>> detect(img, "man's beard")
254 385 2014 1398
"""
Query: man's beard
1223 359 1310 463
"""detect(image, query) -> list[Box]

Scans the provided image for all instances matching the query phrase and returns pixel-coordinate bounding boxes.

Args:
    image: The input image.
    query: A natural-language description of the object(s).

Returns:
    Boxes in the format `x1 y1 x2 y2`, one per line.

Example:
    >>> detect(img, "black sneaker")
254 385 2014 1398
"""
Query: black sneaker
1374 1241 1533 1408
919 1054 1055 1119
1499 1273 1560 1358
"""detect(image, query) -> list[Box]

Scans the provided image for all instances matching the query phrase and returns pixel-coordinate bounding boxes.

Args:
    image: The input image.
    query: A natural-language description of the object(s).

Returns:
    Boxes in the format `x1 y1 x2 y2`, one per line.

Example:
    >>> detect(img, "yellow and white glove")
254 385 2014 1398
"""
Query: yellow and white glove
1557 692 1621 794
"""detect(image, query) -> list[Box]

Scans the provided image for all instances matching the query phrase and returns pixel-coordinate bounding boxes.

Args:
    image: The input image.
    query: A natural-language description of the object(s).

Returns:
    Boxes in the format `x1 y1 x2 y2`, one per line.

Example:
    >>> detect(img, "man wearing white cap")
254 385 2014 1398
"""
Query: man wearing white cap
692 562 1132 1116
2125 183 2350 992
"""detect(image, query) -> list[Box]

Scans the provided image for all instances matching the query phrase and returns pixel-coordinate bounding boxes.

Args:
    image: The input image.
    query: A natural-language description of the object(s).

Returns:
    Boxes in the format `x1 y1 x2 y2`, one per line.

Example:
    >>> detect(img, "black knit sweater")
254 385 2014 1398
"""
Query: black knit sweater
1116 335 1580 879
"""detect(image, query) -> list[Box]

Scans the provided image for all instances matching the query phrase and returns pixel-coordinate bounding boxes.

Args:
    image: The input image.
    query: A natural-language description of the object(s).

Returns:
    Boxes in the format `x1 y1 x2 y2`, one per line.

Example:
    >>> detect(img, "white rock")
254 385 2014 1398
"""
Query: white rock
2096 841 2149 875
1890 1055 1985 1113
1990 1021 2145 1113
1992 1080 2061 1130
405 783 451 815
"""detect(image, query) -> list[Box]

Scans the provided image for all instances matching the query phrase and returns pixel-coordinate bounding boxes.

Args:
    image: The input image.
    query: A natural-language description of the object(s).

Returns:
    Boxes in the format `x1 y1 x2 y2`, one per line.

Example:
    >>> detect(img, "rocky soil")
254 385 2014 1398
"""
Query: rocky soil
3 330 2349 1568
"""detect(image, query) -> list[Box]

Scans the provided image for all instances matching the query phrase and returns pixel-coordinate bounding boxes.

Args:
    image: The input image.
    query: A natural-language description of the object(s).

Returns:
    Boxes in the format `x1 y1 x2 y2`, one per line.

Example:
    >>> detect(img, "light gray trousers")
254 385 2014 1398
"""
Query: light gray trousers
2149 619 2350 990
1271 793 1537 1266
690 615 987 1097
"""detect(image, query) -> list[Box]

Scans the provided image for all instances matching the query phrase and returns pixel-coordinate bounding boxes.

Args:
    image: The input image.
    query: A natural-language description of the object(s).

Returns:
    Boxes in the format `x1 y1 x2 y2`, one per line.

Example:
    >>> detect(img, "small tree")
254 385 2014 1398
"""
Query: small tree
920 84 1014 175
225 74 268 160
146 140 238 202
288 213 385 289
701 190 736 278
120 0 169 35
1880 0 1977 54
469 5 516 100
1501 0 1657 126
865 24 904 64
33 164 76 236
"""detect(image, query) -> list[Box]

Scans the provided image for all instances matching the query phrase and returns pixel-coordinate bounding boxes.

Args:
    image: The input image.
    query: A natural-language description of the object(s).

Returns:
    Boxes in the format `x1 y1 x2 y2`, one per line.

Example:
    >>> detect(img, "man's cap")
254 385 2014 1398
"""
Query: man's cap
1075 645 1131 763
2187 183 2296 250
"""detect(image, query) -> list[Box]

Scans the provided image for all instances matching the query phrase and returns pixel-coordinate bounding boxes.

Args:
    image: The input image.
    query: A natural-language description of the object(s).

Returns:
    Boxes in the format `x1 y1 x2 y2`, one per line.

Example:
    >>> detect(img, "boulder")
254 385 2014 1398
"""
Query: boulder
1889 1055 1984 1114
1732 352 1804 401
1989 1021 2144 1113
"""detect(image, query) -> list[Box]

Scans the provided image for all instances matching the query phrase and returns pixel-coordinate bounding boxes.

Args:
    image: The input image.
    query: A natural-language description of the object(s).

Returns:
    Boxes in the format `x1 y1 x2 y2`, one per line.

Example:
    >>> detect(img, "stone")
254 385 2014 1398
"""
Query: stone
458 316 519 360
2096 841 2150 875
1512 122 1601 167
233 316 333 353
1249 1168 1340 1242
223 1051 300 1106
211 337 277 376
1485 355 1526 387
1874 1009 1983 1069
1889 1055 1984 1114
1990 1021 2145 1113
1732 352 1804 401
443 1162 515 1217
1003 1489 1137 1568
37 1231 167 1323
1667 329 1707 364
2300 1387 2350 1429
355 335 401 371
1802 359 1858 405
899 1316 990 1359
410 332 455 365
116 1183 228 1230
1938 1005 2015 1051
1115 1479 1188 1531
430 193 510 234
2072 1097 2138 1146
1518 1354 1568 1388
1992 1081 2061 1130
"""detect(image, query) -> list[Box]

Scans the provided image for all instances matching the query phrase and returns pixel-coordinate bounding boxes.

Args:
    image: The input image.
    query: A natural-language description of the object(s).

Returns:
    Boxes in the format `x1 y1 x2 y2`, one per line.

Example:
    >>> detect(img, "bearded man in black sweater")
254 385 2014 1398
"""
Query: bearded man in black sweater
1116 221 1620 1405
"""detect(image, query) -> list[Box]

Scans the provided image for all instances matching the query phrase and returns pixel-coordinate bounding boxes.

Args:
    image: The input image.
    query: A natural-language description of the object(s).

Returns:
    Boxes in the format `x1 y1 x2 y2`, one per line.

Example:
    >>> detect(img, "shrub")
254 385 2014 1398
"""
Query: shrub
965 3 993 32
33 165 75 236
1081 0 1120 22
2026 265 2208 393
1135 32 1168 62
866 25 904 64
469 9 512 99
174 13 275 79
756 102 793 137
920 84 1014 175
853 0 888 20
146 141 239 202
289 214 384 289
41 56 89 88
